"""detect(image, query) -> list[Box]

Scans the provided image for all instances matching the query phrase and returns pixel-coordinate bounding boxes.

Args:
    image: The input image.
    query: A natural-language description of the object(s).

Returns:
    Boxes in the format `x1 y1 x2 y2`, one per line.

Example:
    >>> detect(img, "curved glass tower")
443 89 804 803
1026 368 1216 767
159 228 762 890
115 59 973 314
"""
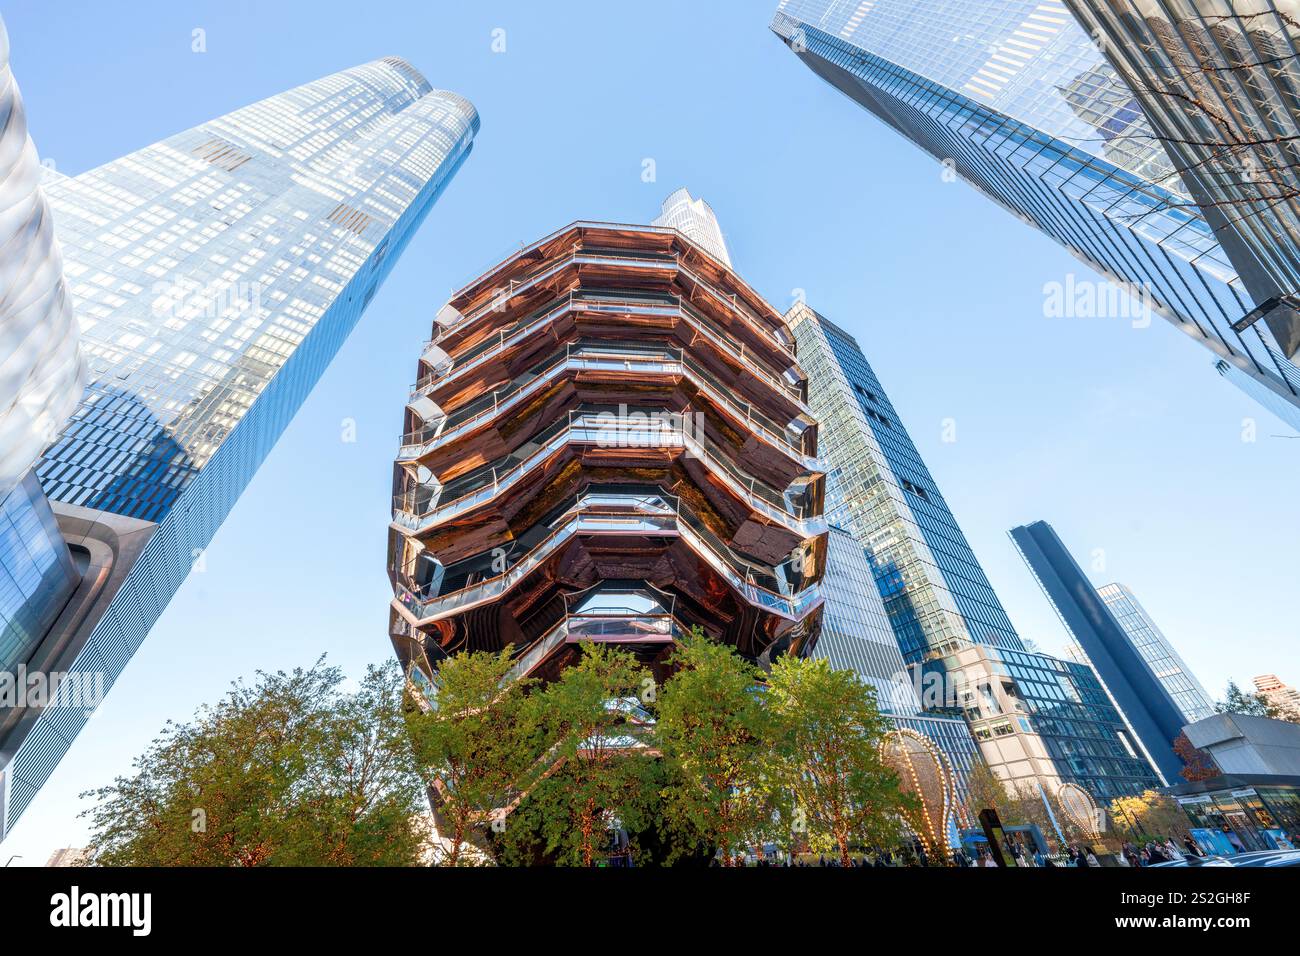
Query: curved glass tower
651 188 733 268
0 55 478 840
0 13 83 706
0 16 84 497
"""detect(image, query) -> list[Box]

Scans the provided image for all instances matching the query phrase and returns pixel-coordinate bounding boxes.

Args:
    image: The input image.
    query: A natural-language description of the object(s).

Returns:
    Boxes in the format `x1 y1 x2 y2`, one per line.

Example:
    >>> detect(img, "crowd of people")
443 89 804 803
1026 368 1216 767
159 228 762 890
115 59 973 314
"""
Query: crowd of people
951 832 1206 867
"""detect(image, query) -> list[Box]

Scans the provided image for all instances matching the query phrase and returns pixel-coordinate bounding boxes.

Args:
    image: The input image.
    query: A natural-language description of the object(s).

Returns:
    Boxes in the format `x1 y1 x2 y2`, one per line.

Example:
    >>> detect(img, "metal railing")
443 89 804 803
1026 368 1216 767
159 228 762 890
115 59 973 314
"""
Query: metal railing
392 495 823 625
398 343 819 470
391 408 824 536
505 612 681 682
429 249 796 361
413 289 807 407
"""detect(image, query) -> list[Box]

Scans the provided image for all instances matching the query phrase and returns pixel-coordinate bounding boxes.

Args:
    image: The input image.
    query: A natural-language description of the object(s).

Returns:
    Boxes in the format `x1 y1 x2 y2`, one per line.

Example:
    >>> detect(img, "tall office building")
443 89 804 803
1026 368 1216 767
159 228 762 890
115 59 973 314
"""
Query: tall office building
818 526 981 809
0 56 478 840
790 304 1157 798
1098 582 1215 724
817 527 919 715
650 188 733 268
921 642 1161 800
787 302 1023 664
770 1 1300 428
388 217 827 689
1010 520 1188 783
1254 674 1300 722
1066 1 1300 364
0 14 85 687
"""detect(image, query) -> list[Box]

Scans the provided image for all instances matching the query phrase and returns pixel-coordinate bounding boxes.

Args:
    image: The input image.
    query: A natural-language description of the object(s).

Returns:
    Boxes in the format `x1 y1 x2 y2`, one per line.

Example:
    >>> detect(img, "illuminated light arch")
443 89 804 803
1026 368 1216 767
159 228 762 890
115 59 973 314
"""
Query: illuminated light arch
880 727 954 861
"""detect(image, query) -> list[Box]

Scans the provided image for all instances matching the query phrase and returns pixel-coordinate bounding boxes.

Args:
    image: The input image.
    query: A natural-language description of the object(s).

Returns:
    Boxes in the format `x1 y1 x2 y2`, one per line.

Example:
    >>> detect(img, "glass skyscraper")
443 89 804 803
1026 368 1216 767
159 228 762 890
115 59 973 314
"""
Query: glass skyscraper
0 57 478 840
1066 1 1300 364
1010 520 1189 783
926 641 1161 801
0 14 85 680
1098 582 1215 725
818 526 981 811
817 527 918 715
792 303 1158 798
788 302 1023 665
770 0 1300 427
650 188 733 268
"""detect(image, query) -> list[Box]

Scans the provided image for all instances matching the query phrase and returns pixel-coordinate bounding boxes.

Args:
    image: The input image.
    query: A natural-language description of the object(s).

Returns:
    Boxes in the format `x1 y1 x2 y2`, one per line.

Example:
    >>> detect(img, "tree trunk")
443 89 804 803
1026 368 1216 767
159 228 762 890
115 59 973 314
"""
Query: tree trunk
581 799 595 868
448 819 464 868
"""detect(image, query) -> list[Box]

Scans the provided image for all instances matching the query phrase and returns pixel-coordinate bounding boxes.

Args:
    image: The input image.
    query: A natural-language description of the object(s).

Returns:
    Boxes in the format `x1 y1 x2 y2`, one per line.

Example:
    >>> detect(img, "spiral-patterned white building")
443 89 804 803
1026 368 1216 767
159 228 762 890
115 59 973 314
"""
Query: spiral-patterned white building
0 15 84 498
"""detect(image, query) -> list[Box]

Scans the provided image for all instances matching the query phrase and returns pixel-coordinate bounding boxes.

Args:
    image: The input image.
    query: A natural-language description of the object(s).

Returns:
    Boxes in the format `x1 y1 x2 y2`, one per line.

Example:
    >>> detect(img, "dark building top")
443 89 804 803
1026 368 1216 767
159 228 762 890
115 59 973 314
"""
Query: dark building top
1010 519 1185 783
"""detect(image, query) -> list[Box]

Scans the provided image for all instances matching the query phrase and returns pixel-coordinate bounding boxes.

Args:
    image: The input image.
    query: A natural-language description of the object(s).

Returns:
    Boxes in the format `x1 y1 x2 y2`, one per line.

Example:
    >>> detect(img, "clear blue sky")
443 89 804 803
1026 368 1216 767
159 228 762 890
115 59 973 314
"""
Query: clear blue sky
3 0 1296 863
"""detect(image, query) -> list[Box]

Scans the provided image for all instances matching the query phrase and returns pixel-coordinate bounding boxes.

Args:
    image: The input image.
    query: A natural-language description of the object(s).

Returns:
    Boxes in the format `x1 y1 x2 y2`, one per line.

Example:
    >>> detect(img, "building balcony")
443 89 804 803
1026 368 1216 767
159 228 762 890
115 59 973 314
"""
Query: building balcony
397 343 821 472
430 247 798 372
391 492 823 628
414 290 809 412
391 408 825 544
505 614 679 681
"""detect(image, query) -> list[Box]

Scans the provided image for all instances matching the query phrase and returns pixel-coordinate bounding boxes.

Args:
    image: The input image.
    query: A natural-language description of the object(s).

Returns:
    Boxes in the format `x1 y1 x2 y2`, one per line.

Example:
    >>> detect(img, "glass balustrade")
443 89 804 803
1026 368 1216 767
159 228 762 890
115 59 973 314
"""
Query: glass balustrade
399 343 819 469
416 290 806 408
429 248 795 365
392 407 823 535
393 494 821 624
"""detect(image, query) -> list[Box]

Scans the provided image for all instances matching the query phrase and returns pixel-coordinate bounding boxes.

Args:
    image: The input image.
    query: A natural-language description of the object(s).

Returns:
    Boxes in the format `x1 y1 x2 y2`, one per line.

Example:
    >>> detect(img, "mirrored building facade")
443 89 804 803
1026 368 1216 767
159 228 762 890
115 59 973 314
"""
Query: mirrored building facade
1098 582 1215 725
787 303 1023 665
926 642 1162 801
0 57 478 840
1010 519 1188 783
770 0 1300 428
791 303 1159 798
1066 0 1300 364
819 526 981 811
0 14 84 682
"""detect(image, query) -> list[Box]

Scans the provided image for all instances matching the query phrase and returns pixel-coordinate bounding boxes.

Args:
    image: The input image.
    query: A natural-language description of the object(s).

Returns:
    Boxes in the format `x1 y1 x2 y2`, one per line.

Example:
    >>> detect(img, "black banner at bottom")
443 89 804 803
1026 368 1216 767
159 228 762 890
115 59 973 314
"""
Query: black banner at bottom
0 865 1293 941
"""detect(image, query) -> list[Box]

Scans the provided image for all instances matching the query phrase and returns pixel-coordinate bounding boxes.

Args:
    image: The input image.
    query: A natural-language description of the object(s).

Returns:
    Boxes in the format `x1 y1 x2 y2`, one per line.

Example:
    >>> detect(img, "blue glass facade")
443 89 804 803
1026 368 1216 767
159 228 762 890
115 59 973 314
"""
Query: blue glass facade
816 527 919 715
818 526 981 813
1066 1 1300 362
0 59 478 839
1098 582 1215 726
932 643 1162 801
771 1 1300 427
1010 520 1187 783
0 476 78 676
789 303 1023 664
791 303 1159 799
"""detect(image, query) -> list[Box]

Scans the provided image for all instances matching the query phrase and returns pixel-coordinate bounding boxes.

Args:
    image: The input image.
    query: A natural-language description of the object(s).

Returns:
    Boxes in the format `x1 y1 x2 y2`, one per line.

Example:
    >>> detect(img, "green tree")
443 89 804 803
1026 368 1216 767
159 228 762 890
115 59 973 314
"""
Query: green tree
82 659 425 866
506 643 659 867
766 656 907 866
964 759 1014 825
1109 789 1193 846
655 631 778 865
403 649 541 866
1218 680 1285 720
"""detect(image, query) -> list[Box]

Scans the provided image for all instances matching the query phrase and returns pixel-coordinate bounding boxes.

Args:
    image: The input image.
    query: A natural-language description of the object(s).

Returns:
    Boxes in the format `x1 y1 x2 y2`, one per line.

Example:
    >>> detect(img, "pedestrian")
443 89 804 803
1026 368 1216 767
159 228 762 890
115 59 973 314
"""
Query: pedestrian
1183 834 1202 857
